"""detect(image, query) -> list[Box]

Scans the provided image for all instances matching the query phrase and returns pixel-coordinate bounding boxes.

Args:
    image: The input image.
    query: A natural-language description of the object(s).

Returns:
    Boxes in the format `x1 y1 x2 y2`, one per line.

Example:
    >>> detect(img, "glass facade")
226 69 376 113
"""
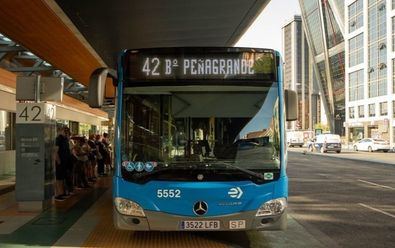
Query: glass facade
0 110 15 151
349 70 364 101
380 102 388 116
349 0 364 33
297 22 303 92
317 61 333 115
368 0 387 98
349 34 364 67
284 24 293 90
322 0 344 48
0 110 16 178
350 127 364 142
393 101 395 118
392 17 395 51
79 123 92 136
329 53 346 135
342 0 395 146
303 37 312 129
333 0 345 24
300 0 345 135
369 103 376 116
282 16 314 130
303 0 325 55
349 106 355 118
393 59 395 94
358 105 365 118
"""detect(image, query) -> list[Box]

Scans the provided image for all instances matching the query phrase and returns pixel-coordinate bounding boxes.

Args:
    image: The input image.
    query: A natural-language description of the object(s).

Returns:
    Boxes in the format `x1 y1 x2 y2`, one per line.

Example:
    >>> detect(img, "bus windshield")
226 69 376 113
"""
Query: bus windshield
120 83 280 184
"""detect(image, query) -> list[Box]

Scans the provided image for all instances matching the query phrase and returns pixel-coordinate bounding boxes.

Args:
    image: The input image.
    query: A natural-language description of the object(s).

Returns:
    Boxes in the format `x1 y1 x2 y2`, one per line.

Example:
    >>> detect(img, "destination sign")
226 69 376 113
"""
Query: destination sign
125 48 277 83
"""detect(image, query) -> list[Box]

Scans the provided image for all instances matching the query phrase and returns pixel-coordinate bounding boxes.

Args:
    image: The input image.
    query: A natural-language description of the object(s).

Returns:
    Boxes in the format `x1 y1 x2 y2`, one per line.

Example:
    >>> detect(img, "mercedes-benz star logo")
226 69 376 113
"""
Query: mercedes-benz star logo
193 201 208 216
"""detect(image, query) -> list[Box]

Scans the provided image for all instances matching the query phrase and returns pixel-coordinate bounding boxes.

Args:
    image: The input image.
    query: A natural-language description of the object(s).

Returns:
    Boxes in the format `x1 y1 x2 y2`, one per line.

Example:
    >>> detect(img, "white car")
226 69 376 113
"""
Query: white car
353 138 390 152
308 134 342 153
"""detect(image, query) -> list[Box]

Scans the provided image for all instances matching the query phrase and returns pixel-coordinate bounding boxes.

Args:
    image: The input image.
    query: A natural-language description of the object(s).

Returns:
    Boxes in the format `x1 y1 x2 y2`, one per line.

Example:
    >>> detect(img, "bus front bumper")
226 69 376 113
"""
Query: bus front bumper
113 208 287 231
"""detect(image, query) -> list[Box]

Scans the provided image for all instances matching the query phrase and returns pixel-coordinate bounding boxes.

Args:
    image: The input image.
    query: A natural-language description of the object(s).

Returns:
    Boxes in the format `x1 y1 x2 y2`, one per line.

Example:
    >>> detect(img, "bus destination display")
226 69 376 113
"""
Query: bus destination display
125 48 277 83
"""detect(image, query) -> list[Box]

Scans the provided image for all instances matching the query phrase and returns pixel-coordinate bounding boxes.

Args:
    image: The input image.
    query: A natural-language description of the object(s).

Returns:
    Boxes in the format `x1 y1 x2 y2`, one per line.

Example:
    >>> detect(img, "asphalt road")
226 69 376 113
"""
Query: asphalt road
53 152 395 248
287 151 395 248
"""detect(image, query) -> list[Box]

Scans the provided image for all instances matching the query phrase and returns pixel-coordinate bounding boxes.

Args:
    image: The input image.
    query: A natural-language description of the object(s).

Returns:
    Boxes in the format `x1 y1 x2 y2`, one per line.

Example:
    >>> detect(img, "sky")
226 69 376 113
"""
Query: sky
236 0 301 55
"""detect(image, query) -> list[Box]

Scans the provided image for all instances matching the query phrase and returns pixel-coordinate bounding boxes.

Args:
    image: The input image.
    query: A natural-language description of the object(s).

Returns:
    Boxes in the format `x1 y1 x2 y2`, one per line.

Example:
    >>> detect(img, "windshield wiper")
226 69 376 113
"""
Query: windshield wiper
215 161 266 181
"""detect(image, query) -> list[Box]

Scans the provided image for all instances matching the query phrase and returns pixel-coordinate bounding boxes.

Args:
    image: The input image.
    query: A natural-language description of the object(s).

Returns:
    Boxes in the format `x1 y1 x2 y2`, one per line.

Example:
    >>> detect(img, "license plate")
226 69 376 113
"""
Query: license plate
229 220 246 229
181 220 220 230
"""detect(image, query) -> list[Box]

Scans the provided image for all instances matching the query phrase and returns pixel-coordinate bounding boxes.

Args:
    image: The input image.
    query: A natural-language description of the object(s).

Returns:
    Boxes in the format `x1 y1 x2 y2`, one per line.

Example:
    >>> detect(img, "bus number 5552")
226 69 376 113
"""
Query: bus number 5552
157 189 181 198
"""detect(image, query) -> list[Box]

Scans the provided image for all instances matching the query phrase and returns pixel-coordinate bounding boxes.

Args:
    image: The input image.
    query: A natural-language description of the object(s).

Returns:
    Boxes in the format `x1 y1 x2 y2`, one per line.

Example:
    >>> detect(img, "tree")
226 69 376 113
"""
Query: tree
314 123 330 132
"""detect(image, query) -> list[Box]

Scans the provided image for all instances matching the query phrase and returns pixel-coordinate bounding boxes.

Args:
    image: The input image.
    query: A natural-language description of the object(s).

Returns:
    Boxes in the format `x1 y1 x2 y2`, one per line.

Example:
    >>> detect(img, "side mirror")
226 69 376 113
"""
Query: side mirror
88 68 109 108
285 89 298 121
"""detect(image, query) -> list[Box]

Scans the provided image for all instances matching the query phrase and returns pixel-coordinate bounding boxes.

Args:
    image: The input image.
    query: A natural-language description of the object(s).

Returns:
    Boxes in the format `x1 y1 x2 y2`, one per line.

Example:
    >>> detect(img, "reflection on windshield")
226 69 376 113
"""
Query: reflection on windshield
121 85 280 182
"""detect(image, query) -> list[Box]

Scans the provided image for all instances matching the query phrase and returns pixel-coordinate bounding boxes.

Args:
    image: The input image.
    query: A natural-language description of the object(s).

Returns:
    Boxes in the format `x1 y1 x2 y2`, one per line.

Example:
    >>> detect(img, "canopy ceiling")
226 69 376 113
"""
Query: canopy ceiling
55 0 271 69
0 0 270 85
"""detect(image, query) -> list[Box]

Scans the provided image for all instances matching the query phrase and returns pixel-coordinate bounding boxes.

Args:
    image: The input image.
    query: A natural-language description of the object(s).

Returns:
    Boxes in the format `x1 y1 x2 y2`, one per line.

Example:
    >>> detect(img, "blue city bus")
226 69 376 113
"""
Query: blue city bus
96 47 297 231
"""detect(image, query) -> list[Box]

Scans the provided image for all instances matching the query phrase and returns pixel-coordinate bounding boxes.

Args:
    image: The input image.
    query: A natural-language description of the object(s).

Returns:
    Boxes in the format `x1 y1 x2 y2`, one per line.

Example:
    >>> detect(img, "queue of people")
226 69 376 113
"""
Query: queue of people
54 126 112 201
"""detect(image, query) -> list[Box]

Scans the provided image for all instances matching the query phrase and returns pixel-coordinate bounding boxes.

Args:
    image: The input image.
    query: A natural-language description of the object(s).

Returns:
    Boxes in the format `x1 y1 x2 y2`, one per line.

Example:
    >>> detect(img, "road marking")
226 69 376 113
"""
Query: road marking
357 179 395 190
358 203 395 219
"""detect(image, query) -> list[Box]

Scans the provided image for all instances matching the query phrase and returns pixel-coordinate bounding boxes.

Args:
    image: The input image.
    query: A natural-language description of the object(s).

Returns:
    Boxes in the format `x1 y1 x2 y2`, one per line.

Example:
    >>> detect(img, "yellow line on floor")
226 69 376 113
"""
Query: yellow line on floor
82 200 228 248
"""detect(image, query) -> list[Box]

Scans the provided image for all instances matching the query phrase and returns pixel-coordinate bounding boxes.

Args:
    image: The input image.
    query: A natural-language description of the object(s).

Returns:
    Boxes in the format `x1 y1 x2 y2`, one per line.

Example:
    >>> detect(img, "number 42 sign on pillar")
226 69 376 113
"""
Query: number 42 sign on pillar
16 102 56 124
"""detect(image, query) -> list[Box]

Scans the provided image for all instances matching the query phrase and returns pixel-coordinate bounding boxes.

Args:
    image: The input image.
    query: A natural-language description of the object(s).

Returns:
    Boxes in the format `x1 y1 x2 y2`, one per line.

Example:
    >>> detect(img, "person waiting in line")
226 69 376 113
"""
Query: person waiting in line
102 132 112 172
82 137 94 184
87 134 96 182
54 126 71 201
95 134 106 176
72 137 90 188
87 134 98 182
66 132 76 194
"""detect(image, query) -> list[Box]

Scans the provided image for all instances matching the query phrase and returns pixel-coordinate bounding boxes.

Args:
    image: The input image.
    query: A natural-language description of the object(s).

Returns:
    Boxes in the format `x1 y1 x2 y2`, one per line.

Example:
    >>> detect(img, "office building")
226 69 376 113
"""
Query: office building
282 15 321 130
299 0 346 135
344 0 394 147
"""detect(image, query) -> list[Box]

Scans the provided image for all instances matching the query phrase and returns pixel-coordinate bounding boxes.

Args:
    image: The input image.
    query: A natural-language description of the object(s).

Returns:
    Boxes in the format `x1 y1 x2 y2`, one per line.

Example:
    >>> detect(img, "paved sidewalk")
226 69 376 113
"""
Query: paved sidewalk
288 147 395 165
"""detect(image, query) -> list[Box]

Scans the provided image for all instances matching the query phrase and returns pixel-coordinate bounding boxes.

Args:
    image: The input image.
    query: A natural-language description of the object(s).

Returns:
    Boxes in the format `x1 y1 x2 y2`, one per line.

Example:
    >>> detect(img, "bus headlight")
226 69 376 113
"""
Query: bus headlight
114 197 145 217
256 198 287 217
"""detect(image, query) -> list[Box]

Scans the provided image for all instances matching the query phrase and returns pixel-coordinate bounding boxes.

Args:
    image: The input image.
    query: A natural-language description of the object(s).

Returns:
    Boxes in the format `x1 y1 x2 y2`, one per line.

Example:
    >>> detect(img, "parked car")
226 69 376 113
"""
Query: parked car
308 134 342 153
286 131 304 147
353 138 390 152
